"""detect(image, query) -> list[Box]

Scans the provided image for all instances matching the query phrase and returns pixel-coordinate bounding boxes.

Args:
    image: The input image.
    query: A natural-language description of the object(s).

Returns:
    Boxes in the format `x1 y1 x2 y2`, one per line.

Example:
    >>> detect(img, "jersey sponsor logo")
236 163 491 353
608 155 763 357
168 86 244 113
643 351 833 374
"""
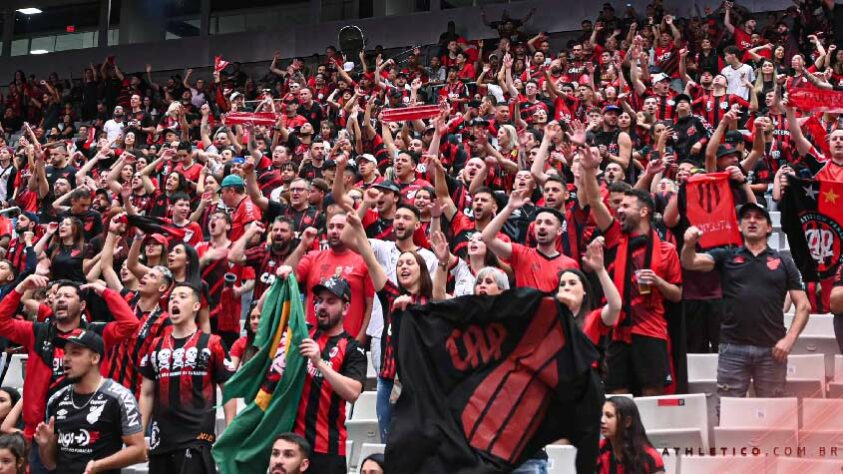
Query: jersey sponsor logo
58 429 100 449
149 421 160 450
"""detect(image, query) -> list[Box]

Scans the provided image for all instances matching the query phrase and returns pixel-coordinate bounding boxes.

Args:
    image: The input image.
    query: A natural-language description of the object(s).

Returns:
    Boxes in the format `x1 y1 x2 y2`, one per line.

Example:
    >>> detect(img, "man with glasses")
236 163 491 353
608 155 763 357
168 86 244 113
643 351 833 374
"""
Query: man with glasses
246 168 324 235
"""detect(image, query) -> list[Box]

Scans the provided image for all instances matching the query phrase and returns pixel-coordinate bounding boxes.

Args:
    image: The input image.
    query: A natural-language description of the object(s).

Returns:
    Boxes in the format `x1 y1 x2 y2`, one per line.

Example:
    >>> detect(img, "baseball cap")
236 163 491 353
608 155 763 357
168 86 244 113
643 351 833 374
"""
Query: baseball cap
220 174 246 189
725 130 745 144
716 143 741 159
229 91 243 101
359 153 377 164
163 128 179 136
54 330 104 357
312 277 352 302
738 202 772 224
651 72 671 83
144 233 169 248
21 211 39 225
373 181 401 194
674 93 693 104
602 104 622 114
283 93 297 103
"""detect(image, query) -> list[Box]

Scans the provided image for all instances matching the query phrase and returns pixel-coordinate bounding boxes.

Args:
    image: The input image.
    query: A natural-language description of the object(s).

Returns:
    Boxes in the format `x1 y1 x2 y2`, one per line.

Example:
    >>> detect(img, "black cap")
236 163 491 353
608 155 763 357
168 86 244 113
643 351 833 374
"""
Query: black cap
373 180 401 194
163 128 179 136
312 277 352 302
725 130 745 144
674 93 693 105
738 202 772 224
716 143 741 159
54 329 104 357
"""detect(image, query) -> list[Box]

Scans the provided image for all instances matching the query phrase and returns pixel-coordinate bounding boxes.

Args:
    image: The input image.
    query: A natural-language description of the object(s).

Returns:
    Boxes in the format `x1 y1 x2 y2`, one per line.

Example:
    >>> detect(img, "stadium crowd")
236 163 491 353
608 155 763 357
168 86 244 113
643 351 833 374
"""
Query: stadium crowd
0 0 839 472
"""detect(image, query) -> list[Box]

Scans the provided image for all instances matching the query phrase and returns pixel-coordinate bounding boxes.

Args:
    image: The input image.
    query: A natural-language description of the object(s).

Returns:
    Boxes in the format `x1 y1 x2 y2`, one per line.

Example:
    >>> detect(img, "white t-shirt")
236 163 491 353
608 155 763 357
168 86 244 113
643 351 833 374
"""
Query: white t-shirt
103 119 125 144
720 63 755 101
365 239 438 338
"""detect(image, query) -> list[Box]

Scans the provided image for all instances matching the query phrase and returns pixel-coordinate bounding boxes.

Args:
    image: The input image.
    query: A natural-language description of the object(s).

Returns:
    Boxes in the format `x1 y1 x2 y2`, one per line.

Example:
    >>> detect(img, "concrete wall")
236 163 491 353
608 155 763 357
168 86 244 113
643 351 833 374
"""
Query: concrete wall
0 0 795 80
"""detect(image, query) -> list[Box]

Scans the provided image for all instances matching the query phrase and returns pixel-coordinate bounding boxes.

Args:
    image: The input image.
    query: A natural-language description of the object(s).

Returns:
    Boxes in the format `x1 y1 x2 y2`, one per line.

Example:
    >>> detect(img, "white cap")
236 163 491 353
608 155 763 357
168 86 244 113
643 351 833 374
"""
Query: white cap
651 72 670 83
343 62 355 72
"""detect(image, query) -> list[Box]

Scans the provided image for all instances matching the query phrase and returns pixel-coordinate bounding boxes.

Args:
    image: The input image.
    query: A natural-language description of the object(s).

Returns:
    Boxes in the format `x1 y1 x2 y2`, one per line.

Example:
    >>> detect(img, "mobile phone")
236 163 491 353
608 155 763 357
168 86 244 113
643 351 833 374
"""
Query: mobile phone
232 157 246 164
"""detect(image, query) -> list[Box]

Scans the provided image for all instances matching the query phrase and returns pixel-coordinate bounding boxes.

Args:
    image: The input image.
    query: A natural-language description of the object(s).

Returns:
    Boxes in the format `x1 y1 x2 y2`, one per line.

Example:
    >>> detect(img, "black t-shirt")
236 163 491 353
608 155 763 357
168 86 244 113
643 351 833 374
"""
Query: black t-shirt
48 244 86 283
46 378 143 474
708 246 803 347
265 201 325 235
45 164 77 189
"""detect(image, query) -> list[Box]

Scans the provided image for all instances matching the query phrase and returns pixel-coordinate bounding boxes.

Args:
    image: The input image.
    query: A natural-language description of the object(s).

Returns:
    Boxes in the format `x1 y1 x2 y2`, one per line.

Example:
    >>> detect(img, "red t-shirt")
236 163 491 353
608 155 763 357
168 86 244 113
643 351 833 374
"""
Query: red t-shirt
603 222 683 342
296 249 375 338
509 243 579 292
815 160 843 182
229 196 262 242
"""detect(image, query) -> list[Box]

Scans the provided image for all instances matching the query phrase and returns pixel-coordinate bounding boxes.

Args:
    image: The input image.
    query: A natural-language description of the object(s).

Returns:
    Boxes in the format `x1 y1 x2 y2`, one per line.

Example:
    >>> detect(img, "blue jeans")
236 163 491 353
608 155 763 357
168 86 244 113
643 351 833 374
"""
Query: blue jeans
717 342 786 399
511 458 548 474
376 377 394 444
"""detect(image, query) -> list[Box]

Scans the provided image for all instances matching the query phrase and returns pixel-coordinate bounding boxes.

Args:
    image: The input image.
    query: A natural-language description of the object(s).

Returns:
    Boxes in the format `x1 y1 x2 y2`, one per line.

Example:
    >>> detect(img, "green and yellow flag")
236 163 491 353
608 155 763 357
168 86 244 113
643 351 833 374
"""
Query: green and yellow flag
212 275 309 474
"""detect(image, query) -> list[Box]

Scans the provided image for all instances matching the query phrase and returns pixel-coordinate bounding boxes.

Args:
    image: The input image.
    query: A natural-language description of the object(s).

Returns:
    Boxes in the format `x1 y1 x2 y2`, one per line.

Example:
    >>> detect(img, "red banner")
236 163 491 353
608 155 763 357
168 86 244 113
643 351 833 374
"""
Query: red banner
684 172 743 249
382 105 442 123
789 85 843 113
214 55 230 73
223 112 278 126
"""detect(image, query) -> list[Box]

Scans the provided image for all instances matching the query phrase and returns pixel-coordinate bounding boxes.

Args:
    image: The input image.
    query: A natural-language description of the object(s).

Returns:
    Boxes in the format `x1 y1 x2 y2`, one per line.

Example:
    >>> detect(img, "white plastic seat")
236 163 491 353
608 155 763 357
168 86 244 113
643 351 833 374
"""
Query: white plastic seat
715 397 798 453
786 354 826 398
635 393 709 451
800 399 843 457
829 355 843 397
356 443 385 471
545 445 576 474
680 455 770 473
346 419 380 470
776 457 843 472
350 391 377 420
786 314 837 379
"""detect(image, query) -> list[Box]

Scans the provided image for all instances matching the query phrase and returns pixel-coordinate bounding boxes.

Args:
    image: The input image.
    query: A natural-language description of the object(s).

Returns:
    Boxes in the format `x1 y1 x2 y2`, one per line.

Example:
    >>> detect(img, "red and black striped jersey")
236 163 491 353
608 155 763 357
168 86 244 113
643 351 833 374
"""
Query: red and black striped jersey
195 242 255 331
139 331 233 454
363 208 395 241
6 237 27 275
692 93 749 127
293 328 366 456
106 290 172 400
247 245 292 300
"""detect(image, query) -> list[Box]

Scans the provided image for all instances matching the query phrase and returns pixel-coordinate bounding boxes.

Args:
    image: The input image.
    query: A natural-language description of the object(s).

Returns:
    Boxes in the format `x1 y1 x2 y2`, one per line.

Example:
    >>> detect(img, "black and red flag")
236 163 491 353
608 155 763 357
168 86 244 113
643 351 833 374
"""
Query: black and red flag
126 214 186 242
781 175 843 281
678 172 743 250
385 288 603 474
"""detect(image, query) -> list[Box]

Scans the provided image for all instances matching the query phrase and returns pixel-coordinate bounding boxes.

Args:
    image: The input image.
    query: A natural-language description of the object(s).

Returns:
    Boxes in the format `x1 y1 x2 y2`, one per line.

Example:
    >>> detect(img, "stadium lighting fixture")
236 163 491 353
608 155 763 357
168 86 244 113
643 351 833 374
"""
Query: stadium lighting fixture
17 8 43 15
30 49 49 55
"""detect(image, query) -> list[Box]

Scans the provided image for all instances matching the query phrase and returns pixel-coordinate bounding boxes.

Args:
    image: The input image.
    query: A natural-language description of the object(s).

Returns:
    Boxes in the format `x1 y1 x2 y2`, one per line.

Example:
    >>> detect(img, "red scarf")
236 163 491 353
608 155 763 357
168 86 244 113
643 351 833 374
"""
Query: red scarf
610 227 664 339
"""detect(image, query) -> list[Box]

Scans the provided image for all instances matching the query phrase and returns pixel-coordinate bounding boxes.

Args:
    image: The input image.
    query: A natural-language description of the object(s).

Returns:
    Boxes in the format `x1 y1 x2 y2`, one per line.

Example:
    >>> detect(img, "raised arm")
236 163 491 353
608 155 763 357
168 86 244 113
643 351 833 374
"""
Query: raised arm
340 209 387 291
782 94 815 157
481 189 531 260
680 226 716 271
580 147 613 231
582 238 621 327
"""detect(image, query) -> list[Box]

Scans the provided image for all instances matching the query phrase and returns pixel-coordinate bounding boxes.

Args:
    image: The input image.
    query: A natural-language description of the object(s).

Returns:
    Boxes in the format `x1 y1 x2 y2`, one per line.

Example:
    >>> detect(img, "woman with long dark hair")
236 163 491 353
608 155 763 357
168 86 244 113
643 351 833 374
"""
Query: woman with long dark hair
230 302 261 370
166 241 210 332
556 238 621 346
0 432 26 474
340 208 433 445
33 217 86 282
597 396 665 474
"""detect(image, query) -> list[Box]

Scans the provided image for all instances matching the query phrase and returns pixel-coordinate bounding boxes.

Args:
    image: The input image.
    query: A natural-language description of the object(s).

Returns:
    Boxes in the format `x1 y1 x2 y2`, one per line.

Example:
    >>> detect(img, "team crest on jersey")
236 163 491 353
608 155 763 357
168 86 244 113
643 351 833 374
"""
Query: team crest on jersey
86 401 105 425
329 346 339 359
767 257 781 271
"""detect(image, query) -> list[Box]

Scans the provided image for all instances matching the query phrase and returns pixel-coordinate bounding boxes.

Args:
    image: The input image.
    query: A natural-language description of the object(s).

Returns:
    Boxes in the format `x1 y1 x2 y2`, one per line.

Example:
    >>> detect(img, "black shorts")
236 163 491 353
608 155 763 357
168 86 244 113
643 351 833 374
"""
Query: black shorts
148 445 215 474
605 335 669 392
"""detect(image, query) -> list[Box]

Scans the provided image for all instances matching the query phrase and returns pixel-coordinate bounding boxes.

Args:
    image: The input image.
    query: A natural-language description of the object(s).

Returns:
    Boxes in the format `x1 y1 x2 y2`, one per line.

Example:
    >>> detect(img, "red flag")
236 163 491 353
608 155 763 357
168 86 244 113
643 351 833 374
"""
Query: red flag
802 115 831 158
682 172 743 249
214 55 230 73
382 105 441 123
818 180 843 224
223 112 278 126
789 85 843 113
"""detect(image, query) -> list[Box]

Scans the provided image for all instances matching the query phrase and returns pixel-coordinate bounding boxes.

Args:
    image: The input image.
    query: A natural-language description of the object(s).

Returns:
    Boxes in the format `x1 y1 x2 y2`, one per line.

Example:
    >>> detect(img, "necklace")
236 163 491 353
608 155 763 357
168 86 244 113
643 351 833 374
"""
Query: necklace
70 378 104 411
